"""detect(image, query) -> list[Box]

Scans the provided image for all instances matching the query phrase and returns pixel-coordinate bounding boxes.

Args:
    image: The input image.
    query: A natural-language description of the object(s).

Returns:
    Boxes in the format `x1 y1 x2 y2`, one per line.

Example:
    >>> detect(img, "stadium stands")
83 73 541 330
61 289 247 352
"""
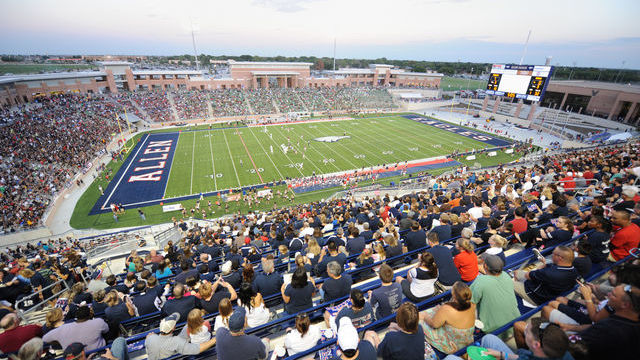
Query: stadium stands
0 138 638 360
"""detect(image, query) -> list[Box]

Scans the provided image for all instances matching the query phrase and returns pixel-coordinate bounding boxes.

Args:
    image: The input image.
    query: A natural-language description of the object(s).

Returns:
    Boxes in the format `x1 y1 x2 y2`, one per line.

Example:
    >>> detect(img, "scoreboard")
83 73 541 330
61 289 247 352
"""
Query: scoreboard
485 64 554 102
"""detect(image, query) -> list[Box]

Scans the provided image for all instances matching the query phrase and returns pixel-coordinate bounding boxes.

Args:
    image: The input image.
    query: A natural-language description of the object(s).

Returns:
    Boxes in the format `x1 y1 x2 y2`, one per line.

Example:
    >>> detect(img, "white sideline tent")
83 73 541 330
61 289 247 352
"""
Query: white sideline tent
399 93 423 100
607 132 632 142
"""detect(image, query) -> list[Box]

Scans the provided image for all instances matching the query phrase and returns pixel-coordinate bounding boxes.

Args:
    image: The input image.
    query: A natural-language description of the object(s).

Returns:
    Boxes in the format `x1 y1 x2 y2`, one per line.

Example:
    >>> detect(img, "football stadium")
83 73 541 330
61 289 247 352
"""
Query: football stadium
1 1 640 360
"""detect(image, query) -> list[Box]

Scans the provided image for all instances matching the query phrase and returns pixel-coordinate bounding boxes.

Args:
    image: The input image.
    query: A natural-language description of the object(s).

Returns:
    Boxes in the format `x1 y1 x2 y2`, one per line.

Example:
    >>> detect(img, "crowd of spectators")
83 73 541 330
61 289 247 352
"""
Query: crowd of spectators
171 90 209 120
0 138 638 360
0 94 118 232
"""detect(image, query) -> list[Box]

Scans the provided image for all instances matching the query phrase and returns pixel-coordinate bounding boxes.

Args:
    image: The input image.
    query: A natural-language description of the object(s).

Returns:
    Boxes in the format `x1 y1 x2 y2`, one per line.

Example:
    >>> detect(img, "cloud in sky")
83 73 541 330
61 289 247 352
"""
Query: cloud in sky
0 0 638 68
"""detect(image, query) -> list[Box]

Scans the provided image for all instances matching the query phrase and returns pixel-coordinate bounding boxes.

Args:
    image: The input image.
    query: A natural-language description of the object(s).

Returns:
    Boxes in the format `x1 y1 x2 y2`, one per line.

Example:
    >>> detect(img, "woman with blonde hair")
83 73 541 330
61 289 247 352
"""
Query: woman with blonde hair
43 307 64 334
485 234 507 264
185 308 211 344
453 238 478 282
306 238 321 262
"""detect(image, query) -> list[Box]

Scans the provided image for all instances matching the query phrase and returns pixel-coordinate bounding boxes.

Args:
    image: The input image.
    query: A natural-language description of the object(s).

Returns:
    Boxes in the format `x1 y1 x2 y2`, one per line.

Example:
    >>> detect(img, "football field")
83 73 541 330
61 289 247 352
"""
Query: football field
164 115 492 197
90 114 511 214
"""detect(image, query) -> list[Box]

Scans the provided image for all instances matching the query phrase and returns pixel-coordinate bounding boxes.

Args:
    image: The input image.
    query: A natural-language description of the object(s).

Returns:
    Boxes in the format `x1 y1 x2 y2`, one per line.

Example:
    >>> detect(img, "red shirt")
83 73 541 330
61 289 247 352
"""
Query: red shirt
583 171 594 180
454 251 479 282
561 176 576 190
611 223 640 261
510 218 528 234
0 324 42 353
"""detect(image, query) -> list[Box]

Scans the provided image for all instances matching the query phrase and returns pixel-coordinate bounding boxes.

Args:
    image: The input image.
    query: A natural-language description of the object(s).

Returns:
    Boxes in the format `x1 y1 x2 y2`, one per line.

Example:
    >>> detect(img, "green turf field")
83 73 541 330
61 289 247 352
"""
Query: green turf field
440 76 487 91
162 116 491 198
70 114 520 230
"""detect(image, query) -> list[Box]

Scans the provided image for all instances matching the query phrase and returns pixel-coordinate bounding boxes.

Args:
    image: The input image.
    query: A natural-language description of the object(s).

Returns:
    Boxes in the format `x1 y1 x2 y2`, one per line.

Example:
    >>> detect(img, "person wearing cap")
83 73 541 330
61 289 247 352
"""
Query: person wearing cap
444 317 573 360
331 316 377 360
612 186 638 212
63 336 129 360
609 209 640 261
470 254 519 333
43 305 108 351
216 307 268 360
145 312 216 360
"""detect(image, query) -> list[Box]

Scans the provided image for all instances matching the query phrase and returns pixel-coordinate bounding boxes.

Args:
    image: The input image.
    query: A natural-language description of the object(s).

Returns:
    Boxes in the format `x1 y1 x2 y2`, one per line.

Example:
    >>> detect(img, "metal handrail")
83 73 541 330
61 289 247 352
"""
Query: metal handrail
16 277 70 317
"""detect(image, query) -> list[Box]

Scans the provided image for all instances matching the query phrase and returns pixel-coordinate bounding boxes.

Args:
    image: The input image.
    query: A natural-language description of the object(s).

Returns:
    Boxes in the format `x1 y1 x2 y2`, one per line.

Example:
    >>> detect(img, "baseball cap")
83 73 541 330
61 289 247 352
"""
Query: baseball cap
63 343 85 359
229 307 246 332
337 317 358 351
481 253 504 273
159 312 180 333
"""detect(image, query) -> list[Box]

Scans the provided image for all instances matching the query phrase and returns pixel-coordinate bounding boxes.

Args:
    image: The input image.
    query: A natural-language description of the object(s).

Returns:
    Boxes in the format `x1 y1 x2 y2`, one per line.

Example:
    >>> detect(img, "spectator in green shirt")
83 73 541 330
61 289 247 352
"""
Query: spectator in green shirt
470 254 520 332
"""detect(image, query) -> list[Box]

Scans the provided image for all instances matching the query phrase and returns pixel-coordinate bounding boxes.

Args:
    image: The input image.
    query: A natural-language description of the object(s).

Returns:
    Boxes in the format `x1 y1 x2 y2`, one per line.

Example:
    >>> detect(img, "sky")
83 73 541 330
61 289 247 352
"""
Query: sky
1 0 639 69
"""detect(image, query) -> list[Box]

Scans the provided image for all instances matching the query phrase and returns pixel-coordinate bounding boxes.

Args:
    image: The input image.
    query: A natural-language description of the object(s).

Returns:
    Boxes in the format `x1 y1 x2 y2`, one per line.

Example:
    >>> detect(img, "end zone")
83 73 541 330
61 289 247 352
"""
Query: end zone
403 114 512 147
89 132 180 215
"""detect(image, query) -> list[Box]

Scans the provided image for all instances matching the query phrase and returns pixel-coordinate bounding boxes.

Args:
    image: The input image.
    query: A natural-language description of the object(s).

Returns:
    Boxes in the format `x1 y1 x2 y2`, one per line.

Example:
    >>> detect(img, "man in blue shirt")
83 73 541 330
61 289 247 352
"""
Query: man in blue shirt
426 232 460 289
252 258 284 307
514 246 579 306
404 221 427 252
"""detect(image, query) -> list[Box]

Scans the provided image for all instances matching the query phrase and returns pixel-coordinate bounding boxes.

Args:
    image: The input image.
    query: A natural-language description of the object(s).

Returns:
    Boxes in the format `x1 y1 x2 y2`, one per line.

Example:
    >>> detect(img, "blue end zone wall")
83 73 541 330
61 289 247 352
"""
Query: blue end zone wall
89 132 180 215
402 114 512 147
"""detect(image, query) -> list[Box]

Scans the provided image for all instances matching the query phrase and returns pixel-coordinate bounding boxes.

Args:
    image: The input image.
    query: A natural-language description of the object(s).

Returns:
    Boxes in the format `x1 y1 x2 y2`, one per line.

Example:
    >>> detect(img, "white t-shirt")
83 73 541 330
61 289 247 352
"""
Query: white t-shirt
284 325 321 355
409 267 437 298
244 304 271 328
189 324 211 344
468 206 483 220
214 315 229 332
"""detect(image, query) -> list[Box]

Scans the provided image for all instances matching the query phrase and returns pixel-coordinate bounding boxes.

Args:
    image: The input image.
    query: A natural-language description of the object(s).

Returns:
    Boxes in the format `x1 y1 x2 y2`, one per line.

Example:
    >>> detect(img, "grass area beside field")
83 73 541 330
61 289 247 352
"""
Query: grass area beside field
440 76 487 91
0 64 95 75
70 113 520 230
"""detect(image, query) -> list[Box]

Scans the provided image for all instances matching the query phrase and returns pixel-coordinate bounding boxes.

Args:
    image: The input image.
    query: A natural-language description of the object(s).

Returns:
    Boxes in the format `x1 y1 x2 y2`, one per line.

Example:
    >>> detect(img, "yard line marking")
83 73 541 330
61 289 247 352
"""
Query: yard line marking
190 131 196 194
247 125 285 180
280 125 341 172
103 134 150 209
163 133 180 198
275 125 325 174
207 130 218 191
235 126 264 183
294 125 360 169
263 126 306 176
221 128 242 187
315 122 388 165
